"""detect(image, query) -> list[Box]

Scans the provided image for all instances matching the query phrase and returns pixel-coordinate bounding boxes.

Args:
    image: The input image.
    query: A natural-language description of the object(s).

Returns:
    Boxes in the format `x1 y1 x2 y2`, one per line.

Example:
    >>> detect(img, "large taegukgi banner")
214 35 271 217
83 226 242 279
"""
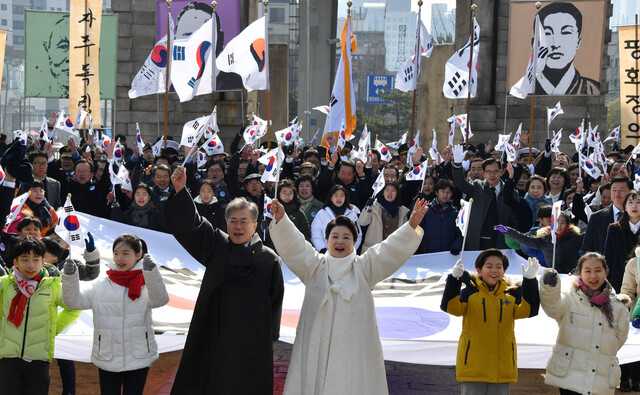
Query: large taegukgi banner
55 213 640 368
507 0 605 96
155 0 243 91
24 11 118 100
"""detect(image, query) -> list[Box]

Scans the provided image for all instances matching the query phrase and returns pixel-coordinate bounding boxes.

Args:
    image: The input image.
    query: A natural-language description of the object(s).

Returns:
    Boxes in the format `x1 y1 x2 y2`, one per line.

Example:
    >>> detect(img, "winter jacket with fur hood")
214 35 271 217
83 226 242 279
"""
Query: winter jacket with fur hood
540 276 629 395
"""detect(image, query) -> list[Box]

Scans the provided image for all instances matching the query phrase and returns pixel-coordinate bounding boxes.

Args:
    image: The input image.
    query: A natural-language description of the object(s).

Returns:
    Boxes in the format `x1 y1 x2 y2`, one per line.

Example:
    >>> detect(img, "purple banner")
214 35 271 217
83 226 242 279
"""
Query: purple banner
156 0 240 45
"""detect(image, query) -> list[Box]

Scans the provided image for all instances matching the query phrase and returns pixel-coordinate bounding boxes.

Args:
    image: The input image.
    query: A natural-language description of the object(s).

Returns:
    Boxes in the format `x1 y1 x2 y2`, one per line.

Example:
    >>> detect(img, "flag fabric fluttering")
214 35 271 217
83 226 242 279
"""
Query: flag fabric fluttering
388 132 408 149
375 139 392 162
203 133 224 156
135 123 145 154
117 164 133 192
354 125 370 161
259 146 284 183
216 16 268 91
406 132 420 165
494 134 511 152
603 126 620 143
513 123 523 146
243 114 268 146
197 151 207 169
263 195 274 219
55 109 79 137
39 117 50 142
547 101 563 127
336 120 347 151
509 15 548 99
312 105 330 115
429 130 440 163
181 115 210 147
371 170 386 197
404 160 429 182
456 198 472 236
171 18 217 102
504 142 517 162
395 17 433 92
443 18 480 99
579 152 602 180
55 195 84 249
550 129 562 153
448 114 473 142
129 17 174 98
587 124 599 149
570 120 585 151
3 192 30 233
74 106 88 130
112 139 124 168
322 13 356 146
309 129 320 146
550 200 563 245
448 122 455 146
275 124 297 146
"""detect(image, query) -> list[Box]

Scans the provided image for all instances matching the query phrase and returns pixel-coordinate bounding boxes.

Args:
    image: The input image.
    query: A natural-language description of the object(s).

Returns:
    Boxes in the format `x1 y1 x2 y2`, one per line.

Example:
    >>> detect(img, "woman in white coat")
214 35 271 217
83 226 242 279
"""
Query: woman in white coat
540 252 629 395
311 184 362 252
62 234 169 395
269 197 428 395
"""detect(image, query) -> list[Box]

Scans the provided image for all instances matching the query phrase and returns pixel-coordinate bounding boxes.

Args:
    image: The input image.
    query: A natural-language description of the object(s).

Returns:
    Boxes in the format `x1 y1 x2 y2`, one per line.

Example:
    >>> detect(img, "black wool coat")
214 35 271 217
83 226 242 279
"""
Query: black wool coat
166 189 284 395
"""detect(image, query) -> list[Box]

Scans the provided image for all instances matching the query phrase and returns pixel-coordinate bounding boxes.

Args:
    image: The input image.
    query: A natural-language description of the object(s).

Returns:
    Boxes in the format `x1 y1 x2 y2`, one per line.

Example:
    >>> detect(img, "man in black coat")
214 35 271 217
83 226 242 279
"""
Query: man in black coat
166 166 284 395
581 177 632 253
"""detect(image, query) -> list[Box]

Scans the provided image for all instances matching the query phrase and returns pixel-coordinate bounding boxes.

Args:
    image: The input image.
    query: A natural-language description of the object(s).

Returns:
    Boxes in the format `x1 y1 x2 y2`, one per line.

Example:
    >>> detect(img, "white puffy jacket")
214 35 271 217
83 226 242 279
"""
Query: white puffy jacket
310 206 362 252
62 259 169 372
541 277 629 395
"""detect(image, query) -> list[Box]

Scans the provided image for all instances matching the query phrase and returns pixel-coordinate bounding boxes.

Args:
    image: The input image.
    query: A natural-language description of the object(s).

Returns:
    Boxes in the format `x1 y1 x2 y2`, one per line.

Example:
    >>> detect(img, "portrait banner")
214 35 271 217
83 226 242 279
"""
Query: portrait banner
619 25 640 147
69 0 102 128
507 0 606 96
0 31 6 100
24 11 118 100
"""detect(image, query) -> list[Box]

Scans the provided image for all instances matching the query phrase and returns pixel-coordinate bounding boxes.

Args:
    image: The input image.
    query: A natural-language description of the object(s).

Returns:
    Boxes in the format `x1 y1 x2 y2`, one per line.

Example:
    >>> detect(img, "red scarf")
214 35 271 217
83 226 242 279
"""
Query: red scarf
546 226 570 239
8 271 43 327
106 269 146 300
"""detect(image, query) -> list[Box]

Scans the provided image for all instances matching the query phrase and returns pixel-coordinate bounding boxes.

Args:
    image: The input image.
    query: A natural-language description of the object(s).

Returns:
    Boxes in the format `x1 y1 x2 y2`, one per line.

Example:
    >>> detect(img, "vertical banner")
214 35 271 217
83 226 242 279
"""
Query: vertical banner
0 30 6 100
69 0 103 128
619 25 640 148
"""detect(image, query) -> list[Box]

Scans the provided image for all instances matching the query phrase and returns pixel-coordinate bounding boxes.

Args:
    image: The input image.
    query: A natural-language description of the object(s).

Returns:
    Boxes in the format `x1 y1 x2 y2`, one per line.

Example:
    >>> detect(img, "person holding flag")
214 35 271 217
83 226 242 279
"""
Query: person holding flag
415 179 463 255
494 204 583 273
358 181 410 253
318 150 372 210
310 185 362 253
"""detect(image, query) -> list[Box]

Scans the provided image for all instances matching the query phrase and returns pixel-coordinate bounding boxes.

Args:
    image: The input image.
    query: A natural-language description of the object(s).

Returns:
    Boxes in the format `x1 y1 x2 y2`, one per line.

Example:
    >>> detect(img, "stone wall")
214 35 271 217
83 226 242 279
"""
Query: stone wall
111 0 288 150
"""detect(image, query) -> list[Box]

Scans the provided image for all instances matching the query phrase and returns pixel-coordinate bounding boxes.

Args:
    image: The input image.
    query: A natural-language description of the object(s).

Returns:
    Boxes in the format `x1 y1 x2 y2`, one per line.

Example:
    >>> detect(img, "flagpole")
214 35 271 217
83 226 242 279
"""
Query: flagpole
264 0 271 149
465 4 477 151
459 198 473 266
546 106 550 139
409 0 423 142
211 1 217 111
164 0 172 149
528 2 541 164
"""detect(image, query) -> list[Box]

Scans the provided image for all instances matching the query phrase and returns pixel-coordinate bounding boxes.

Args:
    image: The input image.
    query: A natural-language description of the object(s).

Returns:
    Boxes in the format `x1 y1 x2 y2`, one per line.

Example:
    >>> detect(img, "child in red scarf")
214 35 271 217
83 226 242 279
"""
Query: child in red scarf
61 233 169 395
0 236 80 395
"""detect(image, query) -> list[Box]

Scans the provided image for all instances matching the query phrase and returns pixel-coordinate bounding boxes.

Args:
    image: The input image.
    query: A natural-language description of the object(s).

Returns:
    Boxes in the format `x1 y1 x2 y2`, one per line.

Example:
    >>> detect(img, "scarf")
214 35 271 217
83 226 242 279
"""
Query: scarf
377 197 399 217
130 200 153 228
524 193 552 224
24 198 53 228
106 269 146 300
8 269 44 327
325 250 357 301
577 277 615 328
299 195 315 215
328 201 347 216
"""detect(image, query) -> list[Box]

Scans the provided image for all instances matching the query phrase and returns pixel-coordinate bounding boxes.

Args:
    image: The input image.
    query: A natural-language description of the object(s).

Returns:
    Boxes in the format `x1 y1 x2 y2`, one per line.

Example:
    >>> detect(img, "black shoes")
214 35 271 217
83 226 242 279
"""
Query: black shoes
620 379 632 392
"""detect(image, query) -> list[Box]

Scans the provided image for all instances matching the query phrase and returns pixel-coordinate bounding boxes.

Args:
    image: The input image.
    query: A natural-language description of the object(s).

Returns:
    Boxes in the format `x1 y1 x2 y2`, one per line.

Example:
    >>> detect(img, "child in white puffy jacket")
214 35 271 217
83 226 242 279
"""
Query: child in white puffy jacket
61 233 169 395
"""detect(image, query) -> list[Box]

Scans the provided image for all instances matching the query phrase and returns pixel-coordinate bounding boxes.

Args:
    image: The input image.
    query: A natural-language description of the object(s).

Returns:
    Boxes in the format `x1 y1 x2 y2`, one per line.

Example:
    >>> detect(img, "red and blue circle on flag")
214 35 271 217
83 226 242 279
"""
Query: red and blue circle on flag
381 147 388 156
151 44 168 68
65 118 73 128
265 156 276 172
64 216 80 231
195 41 211 80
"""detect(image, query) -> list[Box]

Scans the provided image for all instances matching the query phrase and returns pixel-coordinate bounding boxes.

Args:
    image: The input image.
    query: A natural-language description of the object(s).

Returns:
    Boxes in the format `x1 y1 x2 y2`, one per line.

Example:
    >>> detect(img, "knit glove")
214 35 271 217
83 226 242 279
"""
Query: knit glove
142 253 158 271
451 259 464 279
365 197 375 208
84 232 95 252
542 268 558 287
63 258 77 275
452 145 467 164
450 247 460 256
522 257 540 279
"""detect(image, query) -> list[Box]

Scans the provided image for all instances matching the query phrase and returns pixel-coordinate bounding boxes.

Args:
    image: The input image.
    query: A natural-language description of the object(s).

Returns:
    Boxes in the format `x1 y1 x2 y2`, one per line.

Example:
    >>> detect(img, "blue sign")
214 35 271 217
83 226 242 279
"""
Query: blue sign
310 119 317 126
366 75 395 104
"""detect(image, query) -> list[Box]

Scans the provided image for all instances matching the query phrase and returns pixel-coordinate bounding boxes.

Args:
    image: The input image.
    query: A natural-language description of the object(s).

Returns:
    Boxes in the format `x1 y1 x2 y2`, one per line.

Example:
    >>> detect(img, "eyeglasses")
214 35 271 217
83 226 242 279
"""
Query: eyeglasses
208 169 223 174
484 170 500 175
32 161 47 167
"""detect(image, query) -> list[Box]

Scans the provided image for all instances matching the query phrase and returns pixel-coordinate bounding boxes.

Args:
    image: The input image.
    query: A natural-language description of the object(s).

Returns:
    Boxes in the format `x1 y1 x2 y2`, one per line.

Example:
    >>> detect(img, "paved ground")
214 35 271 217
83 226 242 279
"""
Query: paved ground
48 341 637 394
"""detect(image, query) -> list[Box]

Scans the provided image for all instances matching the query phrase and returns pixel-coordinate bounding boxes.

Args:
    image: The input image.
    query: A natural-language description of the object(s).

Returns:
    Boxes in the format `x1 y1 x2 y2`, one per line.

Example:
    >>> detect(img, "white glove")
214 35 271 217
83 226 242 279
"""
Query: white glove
452 259 464 279
452 145 467 164
522 257 541 279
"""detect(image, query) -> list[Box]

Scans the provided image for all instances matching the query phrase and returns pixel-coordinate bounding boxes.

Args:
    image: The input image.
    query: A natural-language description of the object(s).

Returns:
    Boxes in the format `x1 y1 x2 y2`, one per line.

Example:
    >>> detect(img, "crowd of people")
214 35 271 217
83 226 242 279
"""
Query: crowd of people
0 119 637 394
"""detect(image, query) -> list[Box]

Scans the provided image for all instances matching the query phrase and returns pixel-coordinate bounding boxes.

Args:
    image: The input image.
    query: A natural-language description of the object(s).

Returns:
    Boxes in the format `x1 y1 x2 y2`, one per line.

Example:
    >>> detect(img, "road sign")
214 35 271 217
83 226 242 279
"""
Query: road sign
366 75 395 104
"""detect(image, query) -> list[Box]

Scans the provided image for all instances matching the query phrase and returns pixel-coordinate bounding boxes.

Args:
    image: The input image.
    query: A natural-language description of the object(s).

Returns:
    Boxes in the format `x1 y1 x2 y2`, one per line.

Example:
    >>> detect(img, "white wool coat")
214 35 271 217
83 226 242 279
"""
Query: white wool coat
270 214 423 395
310 206 362 252
540 278 629 395
62 259 170 372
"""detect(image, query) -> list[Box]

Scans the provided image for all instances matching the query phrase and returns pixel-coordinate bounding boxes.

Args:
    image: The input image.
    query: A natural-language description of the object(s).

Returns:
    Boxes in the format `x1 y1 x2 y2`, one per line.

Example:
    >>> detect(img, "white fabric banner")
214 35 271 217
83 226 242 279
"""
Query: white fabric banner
55 214 640 368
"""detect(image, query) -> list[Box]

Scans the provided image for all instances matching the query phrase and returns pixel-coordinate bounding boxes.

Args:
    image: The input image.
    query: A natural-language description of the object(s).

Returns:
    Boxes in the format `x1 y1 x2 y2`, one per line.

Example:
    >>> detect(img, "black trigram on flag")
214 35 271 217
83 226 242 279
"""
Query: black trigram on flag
70 234 81 242
187 77 196 88
64 206 73 213
447 71 467 97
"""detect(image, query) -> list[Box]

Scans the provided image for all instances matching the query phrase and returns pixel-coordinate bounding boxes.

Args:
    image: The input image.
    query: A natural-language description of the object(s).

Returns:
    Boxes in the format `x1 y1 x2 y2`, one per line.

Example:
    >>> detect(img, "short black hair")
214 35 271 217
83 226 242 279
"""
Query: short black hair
42 236 68 262
475 248 509 270
28 150 48 163
435 178 454 193
539 2 583 36
611 176 633 191
537 204 552 219
482 158 501 171
325 215 359 241
74 159 94 173
14 236 46 258
17 217 43 232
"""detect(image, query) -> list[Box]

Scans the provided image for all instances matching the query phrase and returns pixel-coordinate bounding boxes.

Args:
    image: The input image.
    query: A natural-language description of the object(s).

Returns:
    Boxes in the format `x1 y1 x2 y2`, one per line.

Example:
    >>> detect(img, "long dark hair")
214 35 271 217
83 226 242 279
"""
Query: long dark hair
278 179 300 209
617 190 640 232
323 184 352 210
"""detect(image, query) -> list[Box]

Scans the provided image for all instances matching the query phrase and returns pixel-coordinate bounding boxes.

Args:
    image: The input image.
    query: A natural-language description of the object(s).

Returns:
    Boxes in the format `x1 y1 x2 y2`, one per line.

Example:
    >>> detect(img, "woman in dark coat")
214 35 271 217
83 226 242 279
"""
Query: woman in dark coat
114 183 166 232
603 190 640 292
415 179 463 254
194 179 227 232
165 166 284 395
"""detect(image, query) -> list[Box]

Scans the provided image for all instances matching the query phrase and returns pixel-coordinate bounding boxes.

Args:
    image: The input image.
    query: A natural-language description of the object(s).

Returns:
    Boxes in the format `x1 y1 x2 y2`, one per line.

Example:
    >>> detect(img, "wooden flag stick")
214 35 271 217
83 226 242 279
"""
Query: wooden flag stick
164 0 172 149
528 2 542 164
465 4 477 151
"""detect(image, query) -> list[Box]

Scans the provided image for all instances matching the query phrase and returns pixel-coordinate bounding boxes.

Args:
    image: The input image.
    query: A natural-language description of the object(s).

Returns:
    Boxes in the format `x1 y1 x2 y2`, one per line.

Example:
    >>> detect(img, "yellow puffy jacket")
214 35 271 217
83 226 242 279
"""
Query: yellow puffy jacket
440 272 540 383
